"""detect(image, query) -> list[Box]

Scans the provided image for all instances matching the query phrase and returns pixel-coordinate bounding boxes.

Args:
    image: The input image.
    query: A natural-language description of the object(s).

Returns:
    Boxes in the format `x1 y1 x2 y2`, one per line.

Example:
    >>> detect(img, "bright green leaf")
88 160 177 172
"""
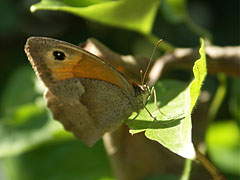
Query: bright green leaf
128 38 207 159
189 38 207 110
206 120 240 175
30 0 160 34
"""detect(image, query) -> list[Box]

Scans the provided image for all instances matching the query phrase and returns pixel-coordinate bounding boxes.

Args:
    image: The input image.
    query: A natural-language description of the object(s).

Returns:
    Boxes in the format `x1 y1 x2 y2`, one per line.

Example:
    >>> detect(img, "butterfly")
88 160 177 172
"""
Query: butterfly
25 37 150 146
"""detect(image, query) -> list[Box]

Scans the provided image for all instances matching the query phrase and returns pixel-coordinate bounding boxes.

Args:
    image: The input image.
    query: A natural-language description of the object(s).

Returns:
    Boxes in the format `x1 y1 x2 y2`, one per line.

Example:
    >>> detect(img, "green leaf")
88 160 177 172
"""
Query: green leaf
189 38 207 110
30 0 160 34
1 140 113 180
0 66 72 157
0 114 70 158
206 120 240 175
0 64 112 180
0 66 40 116
230 78 240 122
144 174 178 180
128 38 207 159
161 0 212 40
161 0 187 24
0 95 73 157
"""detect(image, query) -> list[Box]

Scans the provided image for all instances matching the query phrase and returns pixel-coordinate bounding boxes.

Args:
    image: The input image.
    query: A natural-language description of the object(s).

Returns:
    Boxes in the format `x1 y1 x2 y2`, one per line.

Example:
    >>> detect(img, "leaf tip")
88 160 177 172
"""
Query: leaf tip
30 5 37 13
199 38 206 55
199 37 204 45
179 143 196 160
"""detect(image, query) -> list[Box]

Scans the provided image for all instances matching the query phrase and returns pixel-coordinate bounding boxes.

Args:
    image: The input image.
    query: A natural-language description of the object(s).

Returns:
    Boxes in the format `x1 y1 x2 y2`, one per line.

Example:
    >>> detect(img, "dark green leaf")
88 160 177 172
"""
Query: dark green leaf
230 78 240 122
2 140 113 180
161 0 187 24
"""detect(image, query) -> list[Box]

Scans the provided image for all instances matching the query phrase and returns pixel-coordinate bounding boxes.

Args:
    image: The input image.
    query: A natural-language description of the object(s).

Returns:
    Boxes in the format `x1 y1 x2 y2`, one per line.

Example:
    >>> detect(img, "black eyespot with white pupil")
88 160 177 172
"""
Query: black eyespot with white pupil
53 51 65 60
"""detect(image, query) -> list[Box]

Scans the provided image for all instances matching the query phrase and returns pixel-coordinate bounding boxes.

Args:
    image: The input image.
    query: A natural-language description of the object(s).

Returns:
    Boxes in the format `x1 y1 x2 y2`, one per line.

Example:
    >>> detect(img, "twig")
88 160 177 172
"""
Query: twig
149 45 240 85
194 145 227 180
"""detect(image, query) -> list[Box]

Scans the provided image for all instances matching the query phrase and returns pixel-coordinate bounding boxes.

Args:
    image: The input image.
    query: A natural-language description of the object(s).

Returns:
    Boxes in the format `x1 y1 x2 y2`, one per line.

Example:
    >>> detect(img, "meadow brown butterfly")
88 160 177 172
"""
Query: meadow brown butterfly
25 37 150 146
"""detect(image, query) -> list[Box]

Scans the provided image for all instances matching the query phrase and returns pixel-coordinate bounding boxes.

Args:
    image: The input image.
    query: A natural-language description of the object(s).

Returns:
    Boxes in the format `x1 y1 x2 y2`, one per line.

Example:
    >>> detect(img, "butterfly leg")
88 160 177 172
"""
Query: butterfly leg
143 86 158 121
126 112 140 124
152 86 169 117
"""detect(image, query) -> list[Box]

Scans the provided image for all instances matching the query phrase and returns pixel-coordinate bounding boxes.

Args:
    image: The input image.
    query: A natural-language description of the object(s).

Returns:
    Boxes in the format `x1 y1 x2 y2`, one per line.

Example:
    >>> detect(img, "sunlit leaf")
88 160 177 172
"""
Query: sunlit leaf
128 38 206 159
30 0 160 34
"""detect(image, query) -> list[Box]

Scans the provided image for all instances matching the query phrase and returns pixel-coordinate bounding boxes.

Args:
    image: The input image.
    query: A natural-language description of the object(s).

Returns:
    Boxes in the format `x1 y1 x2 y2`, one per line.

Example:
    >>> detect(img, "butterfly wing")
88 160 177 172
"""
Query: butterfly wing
25 37 145 146
25 37 135 96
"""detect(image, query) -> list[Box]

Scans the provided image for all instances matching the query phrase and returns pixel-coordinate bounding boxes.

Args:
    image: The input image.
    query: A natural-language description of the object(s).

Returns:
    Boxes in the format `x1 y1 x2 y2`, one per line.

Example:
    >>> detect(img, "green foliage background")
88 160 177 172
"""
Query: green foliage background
0 0 239 180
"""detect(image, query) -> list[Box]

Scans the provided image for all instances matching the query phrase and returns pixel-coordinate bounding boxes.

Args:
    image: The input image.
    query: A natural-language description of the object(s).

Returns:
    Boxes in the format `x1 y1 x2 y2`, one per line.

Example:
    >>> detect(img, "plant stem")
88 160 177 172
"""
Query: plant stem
180 159 192 180
194 146 226 180
207 74 227 123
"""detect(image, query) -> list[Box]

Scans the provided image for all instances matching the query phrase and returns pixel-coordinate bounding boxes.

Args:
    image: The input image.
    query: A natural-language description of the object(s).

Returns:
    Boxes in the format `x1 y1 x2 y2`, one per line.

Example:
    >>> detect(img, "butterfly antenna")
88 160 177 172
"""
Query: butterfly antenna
142 39 163 86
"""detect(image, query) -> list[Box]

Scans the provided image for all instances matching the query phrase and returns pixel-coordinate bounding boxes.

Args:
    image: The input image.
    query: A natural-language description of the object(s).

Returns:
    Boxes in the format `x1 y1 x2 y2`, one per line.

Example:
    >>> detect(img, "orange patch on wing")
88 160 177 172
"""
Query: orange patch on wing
46 54 125 89
116 65 124 73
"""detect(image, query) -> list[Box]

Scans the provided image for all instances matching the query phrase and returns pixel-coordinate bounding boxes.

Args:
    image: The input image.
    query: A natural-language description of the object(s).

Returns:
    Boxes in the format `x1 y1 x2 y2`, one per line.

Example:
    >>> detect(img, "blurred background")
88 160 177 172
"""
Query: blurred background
0 0 239 180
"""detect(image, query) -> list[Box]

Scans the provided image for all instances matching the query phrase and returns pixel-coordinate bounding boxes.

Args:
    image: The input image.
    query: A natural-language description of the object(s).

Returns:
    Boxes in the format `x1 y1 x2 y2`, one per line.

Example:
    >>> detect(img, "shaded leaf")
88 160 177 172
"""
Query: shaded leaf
0 66 40 116
144 173 178 180
0 66 71 157
0 97 72 157
230 78 240 122
161 0 187 24
161 0 212 39
2 140 113 180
